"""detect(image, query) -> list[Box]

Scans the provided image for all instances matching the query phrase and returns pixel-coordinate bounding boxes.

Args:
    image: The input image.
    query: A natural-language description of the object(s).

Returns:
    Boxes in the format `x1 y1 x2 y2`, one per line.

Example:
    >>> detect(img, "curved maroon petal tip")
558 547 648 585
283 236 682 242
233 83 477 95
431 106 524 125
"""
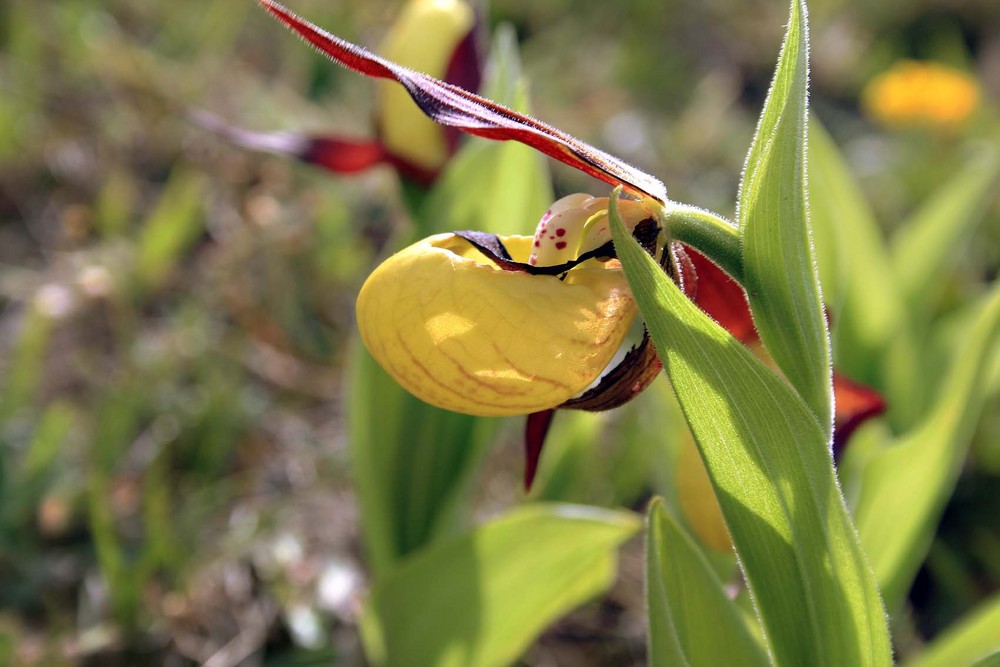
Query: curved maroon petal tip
257 0 668 203
672 244 698 299
524 409 556 492
302 137 389 174
832 373 887 456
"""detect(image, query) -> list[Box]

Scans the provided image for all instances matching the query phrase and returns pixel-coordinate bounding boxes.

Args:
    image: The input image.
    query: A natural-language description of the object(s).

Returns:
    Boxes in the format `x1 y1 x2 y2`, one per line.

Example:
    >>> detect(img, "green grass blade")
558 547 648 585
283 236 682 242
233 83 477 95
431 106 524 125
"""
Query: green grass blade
610 196 892 666
737 0 832 433
890 146 1000 320
0 304 54 422
362 504 640 667
905 594 1000 667
134 168 206 293
646 498 769 667
854 284 1000 610
807 119 903 354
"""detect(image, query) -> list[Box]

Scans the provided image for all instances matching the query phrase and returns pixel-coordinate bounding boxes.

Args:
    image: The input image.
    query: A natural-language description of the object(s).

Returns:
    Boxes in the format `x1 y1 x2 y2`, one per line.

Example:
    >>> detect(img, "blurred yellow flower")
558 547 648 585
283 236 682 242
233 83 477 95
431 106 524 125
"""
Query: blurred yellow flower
862 60 980 130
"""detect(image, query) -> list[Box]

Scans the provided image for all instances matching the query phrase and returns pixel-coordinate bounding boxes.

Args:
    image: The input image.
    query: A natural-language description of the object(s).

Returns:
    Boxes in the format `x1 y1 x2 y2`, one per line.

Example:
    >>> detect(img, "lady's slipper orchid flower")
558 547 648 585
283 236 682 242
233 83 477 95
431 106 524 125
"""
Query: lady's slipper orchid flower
356 196 660 417
257 1 886 488
198 0 481 186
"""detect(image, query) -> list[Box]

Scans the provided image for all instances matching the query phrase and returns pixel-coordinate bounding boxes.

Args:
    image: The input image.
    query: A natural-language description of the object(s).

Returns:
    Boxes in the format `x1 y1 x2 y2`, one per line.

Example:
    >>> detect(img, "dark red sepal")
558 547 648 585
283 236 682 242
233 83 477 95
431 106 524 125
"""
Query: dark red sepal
524 409 556 492
685 247 756 343
301 136 389 174
191 110 390 175
832 373 887 455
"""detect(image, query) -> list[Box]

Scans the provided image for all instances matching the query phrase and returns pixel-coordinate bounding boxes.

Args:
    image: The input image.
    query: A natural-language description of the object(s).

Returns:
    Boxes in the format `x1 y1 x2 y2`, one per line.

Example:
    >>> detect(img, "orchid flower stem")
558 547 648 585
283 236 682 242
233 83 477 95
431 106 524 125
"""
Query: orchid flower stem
662 204 743 284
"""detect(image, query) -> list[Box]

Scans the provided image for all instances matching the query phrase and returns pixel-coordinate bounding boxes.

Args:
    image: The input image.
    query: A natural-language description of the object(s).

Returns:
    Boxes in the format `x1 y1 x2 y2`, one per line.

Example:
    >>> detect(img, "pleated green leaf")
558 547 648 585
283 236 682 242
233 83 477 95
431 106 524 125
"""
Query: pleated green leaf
610 195 892 666
645 497 769 667
800 124 847 314
738 0 831 433
853 284 1000 610
362 504 640 667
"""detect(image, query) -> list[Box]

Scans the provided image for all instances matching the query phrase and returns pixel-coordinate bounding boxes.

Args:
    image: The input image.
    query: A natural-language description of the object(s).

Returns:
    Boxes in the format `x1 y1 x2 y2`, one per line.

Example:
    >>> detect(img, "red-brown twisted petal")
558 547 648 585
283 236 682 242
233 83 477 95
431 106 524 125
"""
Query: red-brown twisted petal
258 0 668 203
524 409 556 492
831 374 887 453
439 26 482 155
190 109 400 175
685 247 757 343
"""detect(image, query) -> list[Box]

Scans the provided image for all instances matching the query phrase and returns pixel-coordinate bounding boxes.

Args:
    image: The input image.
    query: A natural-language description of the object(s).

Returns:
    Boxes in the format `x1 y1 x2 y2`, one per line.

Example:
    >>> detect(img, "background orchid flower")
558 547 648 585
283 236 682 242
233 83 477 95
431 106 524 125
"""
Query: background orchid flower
197 0 482 186
257 0 668 204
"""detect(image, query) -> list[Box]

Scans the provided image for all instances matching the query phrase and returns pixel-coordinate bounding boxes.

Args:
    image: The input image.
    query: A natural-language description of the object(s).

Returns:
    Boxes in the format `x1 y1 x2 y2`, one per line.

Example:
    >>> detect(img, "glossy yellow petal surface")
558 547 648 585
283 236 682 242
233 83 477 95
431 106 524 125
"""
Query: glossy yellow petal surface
357 233 637 416
377 0 474 171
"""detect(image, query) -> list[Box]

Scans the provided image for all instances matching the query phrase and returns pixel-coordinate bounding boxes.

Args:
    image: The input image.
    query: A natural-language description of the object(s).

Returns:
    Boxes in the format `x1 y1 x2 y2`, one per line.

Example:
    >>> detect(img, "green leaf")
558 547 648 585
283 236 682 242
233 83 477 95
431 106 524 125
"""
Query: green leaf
853 284 1000 610
890 146 1000 321
905 594 1000 667
971 652 1000 667
808 120 923 427
807 119 900 356
645 498 768 667
348 345 493 579
807 120 884 320
419 23 553 236
610 195 892 666
361 503 640 667
348 26 553 578
737 0 831 432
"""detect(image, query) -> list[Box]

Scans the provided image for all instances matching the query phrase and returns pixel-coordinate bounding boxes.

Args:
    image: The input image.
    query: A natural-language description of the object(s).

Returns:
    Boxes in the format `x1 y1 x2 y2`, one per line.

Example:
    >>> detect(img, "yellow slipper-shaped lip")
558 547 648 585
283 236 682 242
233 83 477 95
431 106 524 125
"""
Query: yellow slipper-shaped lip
356 233 637 416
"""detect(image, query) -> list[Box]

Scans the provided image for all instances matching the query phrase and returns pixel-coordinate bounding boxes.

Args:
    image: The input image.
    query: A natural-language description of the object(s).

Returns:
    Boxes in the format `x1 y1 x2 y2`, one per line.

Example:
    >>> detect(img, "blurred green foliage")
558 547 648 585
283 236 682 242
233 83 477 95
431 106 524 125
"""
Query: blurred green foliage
0 0 998 664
